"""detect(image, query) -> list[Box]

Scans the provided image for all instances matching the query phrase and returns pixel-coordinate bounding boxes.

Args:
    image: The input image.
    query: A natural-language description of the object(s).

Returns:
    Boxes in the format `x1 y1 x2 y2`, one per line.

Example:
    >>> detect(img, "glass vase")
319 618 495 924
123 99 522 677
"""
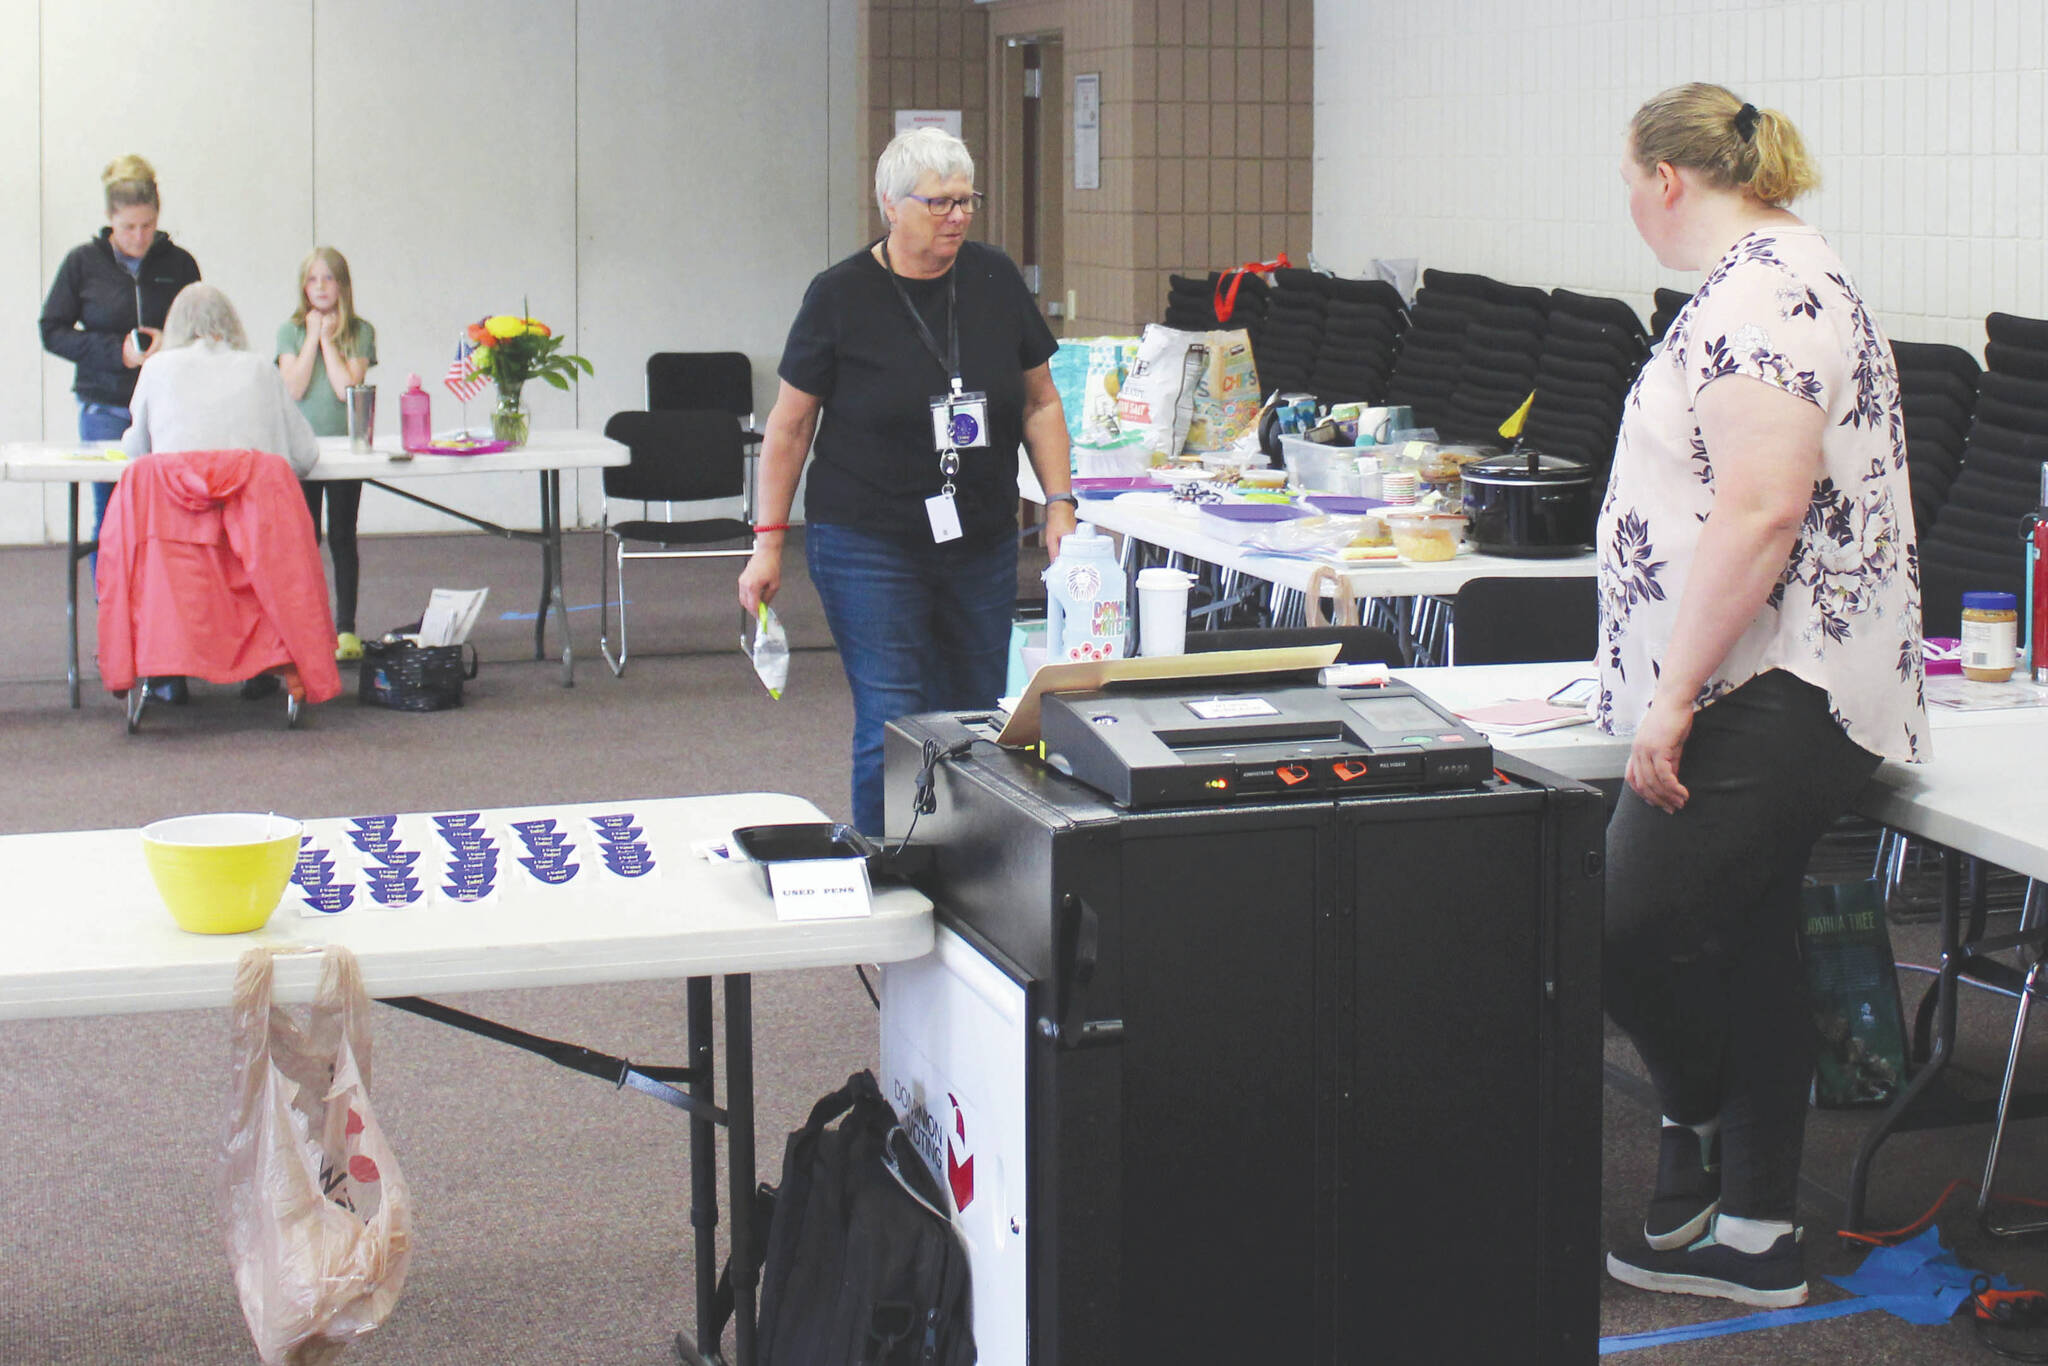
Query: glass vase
491 383 529 447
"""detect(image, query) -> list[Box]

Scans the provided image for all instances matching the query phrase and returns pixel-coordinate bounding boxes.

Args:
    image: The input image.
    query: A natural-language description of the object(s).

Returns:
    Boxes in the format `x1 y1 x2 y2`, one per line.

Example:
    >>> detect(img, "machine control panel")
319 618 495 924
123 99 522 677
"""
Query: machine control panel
1038 679 1492 809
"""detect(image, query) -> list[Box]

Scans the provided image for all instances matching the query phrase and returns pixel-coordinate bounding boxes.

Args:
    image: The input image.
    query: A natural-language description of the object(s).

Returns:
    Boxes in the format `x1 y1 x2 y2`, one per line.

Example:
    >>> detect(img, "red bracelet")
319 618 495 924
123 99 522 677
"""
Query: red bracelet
751 523 790 534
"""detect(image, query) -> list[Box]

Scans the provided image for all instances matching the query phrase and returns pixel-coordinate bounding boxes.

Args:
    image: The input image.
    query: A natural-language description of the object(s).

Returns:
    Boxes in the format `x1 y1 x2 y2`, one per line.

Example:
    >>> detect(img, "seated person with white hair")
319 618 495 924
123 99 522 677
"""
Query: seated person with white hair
124 282 319 475
111 282 329 705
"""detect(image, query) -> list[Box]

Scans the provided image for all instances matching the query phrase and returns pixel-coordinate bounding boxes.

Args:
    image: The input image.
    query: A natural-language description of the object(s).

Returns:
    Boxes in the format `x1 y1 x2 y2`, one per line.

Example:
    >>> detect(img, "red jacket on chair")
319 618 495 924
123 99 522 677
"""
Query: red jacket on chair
95 450 343 703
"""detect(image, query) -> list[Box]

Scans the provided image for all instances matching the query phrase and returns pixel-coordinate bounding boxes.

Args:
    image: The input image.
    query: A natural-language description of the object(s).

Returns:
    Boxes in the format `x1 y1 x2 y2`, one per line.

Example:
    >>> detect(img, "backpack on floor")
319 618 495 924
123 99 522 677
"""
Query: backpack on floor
755 1069 975 1366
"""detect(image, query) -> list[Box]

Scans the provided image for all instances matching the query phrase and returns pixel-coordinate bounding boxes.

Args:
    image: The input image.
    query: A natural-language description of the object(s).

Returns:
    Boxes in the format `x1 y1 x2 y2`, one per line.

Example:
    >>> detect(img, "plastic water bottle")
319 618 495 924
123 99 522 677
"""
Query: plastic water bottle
1043 525 1128 662
400 374 432 453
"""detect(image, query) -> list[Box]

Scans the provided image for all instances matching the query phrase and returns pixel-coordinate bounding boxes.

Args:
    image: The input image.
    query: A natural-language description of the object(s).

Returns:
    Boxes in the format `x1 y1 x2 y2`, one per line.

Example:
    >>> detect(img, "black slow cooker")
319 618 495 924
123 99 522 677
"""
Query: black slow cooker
1461 450 1598 557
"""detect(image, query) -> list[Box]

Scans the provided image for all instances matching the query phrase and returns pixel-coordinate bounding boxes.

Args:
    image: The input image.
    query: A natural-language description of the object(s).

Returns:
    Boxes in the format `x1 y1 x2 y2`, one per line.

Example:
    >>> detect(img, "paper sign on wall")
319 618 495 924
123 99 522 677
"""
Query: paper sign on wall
896 109 963 137
1073 74 1100 190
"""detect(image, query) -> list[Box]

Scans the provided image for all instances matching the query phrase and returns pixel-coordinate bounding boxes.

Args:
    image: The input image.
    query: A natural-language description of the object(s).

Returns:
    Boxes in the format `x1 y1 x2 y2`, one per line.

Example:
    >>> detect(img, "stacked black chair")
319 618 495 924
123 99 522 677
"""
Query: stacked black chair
1891 340 1981 535
1164 270 1269 342
1164 272 1220 330
1649 287 1692 344
1445 300 1548 444
1917 313 2048 636
1521 291 1651 476
1257 268 1329 396
1383 270 1492 434
1309 275 1407 405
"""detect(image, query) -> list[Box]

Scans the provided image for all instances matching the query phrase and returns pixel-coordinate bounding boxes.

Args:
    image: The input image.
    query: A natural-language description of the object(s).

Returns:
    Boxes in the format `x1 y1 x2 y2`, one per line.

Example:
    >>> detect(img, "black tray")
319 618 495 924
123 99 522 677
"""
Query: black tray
730 823 876 893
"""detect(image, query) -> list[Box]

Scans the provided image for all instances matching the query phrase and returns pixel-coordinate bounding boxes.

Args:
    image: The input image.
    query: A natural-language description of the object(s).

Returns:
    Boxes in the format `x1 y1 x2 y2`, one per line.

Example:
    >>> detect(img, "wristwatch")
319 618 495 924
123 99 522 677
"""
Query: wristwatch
1044 492 1079 510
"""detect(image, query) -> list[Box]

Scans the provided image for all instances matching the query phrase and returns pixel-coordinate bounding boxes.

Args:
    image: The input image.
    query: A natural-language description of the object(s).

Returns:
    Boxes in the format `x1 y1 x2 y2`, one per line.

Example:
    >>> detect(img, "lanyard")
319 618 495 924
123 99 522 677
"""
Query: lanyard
878 237 960 391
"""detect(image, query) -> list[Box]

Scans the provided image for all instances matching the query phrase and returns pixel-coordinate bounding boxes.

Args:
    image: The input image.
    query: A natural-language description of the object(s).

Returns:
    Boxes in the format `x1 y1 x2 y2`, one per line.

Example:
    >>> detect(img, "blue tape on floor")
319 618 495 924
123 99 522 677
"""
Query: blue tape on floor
1599 1298 1878 1353
498 601 623 621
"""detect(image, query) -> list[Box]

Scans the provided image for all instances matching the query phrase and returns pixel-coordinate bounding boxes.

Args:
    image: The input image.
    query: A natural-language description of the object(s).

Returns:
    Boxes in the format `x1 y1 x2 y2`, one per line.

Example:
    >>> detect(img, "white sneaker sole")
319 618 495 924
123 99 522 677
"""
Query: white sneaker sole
1605 1251 1809 1309
1644 1198 1719 1251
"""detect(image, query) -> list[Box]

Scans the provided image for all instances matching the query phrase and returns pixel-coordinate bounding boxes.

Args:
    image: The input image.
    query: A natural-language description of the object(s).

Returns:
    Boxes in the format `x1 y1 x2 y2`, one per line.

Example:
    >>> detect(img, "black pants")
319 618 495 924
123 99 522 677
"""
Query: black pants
303 480 363 634
1603 670 1881 1220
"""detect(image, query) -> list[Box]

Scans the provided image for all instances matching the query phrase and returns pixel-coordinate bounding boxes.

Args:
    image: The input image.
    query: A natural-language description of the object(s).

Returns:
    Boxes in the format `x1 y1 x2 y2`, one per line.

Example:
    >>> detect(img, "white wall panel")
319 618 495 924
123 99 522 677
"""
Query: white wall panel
311 0 577 536
572 0 857 526
1314 0 2048 359
0 0 46 541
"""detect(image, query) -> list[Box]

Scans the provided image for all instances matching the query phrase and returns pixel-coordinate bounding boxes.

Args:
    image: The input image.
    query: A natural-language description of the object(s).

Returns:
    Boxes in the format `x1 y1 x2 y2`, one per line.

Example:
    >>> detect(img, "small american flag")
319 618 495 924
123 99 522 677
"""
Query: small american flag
444 338 487 402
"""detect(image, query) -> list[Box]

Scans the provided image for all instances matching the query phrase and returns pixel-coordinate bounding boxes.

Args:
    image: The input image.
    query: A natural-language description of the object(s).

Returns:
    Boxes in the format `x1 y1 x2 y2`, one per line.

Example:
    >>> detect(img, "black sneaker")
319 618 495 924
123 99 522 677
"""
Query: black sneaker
147 675 189 706
1646 1123 1721 1250
1606 1229 1808 1309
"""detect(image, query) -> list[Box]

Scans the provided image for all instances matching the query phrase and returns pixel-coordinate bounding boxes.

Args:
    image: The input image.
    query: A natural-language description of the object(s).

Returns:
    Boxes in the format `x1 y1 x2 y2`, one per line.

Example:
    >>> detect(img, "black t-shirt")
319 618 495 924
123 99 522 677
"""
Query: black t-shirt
779 239 1058 544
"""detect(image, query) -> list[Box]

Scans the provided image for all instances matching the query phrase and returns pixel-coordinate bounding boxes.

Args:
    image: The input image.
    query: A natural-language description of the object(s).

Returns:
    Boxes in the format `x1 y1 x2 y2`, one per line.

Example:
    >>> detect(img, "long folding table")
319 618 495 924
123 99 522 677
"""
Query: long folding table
0 791 933 1366
1 430 628 706
1080 489 1598 656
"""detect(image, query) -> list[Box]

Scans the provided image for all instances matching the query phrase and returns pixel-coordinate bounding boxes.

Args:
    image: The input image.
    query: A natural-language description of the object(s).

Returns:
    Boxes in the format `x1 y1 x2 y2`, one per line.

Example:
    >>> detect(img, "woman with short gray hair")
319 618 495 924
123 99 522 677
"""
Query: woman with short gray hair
124 283 316 476
740 127 1075 835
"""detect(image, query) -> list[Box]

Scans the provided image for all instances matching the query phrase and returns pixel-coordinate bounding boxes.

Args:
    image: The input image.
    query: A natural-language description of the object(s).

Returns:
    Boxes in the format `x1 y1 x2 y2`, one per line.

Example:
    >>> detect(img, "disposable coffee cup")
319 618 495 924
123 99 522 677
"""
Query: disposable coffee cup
1137 566 1195 656
346 385 377 453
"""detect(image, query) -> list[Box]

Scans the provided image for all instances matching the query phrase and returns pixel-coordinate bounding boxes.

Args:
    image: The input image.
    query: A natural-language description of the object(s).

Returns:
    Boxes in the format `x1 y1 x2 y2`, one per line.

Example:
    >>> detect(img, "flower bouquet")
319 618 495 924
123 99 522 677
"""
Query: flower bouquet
465 313 594 446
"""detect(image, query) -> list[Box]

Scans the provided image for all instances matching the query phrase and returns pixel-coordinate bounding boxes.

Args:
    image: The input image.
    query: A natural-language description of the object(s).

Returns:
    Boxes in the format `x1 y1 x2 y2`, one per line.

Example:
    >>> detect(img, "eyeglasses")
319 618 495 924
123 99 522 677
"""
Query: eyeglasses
906 191 986 217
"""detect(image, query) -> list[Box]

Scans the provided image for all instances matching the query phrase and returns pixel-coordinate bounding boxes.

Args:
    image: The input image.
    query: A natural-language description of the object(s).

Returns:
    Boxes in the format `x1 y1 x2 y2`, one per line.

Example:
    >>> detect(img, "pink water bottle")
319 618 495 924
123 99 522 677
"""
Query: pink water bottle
400 374 432 452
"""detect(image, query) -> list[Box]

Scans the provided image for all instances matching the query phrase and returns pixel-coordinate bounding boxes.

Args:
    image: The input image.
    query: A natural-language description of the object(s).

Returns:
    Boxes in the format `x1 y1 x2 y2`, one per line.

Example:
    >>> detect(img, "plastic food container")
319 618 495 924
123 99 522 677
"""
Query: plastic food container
141 813 303 934
1384 511 1468 562
730 823 876 894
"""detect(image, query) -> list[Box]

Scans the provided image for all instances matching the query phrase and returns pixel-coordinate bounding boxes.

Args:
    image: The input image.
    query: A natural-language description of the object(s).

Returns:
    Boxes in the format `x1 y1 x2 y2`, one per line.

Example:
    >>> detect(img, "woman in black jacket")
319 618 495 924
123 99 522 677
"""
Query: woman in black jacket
39 154 202 548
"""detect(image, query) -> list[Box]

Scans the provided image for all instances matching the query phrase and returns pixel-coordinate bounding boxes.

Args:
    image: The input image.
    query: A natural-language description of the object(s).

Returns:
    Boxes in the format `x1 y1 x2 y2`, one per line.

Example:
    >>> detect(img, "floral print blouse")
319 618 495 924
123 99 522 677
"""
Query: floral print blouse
1597 225 1927 763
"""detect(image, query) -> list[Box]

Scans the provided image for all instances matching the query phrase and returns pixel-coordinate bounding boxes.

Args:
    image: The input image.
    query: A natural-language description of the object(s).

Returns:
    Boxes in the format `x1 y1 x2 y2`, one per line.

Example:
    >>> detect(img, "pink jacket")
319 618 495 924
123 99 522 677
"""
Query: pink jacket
95 450 343 703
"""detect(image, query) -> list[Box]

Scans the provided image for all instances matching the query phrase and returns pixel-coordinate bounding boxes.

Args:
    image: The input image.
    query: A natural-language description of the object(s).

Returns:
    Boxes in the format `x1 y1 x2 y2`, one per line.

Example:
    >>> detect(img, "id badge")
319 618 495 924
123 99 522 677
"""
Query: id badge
930 391 991 451
925 492 963 543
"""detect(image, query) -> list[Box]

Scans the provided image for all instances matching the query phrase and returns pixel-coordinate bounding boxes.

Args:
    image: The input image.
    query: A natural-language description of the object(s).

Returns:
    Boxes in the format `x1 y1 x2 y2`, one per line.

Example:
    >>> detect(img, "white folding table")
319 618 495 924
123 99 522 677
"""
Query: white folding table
0 791 933 1366
1081 490 1597 658
1 430 628 706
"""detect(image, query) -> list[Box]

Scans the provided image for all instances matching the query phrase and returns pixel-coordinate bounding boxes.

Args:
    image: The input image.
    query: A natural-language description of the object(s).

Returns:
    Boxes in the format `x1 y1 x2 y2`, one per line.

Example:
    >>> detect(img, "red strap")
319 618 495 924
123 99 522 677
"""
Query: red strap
1213 253 1290 322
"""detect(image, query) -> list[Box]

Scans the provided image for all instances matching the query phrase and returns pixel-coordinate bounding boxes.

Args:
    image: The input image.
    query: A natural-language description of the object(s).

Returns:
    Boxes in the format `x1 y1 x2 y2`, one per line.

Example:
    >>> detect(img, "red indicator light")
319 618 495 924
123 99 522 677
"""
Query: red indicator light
1205 776 1230 790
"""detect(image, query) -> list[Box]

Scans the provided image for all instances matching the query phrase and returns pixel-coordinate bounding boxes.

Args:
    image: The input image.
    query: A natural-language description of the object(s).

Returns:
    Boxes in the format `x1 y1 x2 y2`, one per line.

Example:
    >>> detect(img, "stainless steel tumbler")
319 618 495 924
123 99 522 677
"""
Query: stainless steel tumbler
346 385 377 453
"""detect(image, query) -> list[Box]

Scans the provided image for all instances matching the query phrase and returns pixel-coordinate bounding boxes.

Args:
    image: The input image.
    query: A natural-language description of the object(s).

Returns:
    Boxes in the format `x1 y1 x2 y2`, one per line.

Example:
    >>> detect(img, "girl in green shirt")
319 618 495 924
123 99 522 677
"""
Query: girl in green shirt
277 247 376 659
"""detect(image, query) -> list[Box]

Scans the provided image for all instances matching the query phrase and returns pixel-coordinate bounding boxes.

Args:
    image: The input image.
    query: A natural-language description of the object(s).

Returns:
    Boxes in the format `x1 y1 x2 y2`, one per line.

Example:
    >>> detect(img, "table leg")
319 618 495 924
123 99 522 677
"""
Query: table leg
66 485 82 709
681 976 721 1363
726 975 758 1366
1844 851 1964 1229
534 472 553 662
547 471 574 686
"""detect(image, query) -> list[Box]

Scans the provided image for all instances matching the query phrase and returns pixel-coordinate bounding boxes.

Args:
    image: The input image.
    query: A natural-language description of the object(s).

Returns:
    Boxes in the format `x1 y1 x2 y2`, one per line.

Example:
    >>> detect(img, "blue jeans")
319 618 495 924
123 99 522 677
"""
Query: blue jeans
78 401 131 573
805 523 1019 836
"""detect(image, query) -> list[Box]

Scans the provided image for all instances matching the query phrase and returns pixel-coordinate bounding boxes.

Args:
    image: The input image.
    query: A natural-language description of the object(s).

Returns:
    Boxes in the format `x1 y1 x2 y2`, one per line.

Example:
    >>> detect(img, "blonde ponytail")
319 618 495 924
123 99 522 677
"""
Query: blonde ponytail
1629 84 1819 208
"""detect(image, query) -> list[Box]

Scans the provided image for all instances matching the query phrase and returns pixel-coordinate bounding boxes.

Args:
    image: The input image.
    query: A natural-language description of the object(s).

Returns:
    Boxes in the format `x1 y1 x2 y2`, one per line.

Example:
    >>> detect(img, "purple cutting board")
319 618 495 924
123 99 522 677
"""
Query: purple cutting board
1201 502 1308 522
1305 495 1390 515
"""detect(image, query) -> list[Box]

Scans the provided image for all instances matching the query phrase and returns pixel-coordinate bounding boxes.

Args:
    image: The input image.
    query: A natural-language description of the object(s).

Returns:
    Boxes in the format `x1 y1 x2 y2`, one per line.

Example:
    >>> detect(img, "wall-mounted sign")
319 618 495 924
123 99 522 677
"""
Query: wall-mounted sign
1072 74 1100 190
895 109 963 137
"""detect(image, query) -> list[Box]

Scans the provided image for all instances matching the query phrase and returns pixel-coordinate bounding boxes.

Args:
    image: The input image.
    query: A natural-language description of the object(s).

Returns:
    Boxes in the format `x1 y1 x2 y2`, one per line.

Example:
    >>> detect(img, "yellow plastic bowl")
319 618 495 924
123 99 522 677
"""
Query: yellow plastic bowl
140 813 303 934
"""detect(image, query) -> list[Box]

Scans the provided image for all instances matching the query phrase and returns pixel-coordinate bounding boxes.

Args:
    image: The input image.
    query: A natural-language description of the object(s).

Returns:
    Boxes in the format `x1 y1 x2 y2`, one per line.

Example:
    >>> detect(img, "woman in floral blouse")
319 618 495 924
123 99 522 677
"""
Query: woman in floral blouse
1598 84 1926 1310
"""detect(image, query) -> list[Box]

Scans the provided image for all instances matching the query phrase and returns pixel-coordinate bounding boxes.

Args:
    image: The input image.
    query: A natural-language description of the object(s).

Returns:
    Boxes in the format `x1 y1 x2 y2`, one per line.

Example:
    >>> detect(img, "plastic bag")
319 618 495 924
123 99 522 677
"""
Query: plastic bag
747 602 789 699
222 946 412 1366
1114 325 1263 460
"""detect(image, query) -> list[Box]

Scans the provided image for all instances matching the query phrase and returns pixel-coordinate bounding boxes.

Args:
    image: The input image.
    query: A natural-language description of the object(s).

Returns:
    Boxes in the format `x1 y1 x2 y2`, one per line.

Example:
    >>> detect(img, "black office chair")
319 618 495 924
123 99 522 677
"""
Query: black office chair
1187 624 1408 667
1449 577 1598 665
598 410 753 676
647 351 754 419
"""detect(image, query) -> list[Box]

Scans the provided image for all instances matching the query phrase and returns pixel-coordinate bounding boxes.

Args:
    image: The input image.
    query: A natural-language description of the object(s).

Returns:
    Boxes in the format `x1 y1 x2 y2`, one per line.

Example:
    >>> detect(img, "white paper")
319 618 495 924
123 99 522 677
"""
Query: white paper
769 858 874 921
418 587 489 647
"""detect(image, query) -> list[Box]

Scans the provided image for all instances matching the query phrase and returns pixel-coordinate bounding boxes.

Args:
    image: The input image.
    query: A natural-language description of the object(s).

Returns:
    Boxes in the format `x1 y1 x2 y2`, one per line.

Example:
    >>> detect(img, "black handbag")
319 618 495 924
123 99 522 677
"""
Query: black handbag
358 639 478 712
